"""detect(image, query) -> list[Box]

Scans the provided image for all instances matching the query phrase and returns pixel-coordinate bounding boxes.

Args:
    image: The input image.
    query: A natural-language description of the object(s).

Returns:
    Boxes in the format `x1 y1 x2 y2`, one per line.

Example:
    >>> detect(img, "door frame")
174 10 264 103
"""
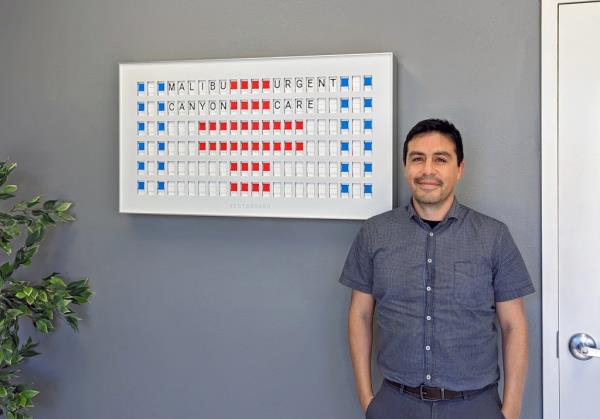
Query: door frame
541 1 599 418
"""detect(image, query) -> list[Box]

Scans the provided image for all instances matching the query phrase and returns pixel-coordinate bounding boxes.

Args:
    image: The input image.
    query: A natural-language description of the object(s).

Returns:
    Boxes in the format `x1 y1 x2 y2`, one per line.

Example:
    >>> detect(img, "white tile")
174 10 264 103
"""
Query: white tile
188 181 196 196
147 161 156 176
318 140 327 156
306 141 315 156
352 183 361 199
329 141 338 156
188 161 196 176
352 162 361 177
167 181 176 196
353 140 362 156
284 182 293 198
329 119 338 135
168 161 176 176
198 181 207 197
352 97 361 113
168 141 176 156
273 182 282 198
208 181 217 196
329 98 338 114
317 98 326 114
178 161 186 176
329 183 338 198
295 182 304 198
318 183 327 198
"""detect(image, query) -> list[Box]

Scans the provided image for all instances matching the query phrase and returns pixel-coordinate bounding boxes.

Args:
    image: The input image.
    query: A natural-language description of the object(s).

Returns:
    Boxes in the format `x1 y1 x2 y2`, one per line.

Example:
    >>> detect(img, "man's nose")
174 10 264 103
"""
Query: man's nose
423 158 435 175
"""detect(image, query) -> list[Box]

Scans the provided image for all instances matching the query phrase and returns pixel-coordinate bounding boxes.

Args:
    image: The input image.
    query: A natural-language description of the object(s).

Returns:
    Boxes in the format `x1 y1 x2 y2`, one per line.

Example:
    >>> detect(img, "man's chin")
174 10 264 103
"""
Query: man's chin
413 192 447 206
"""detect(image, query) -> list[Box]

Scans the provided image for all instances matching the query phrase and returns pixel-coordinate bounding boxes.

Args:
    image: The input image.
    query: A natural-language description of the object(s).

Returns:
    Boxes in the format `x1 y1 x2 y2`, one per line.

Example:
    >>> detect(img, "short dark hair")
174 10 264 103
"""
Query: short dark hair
403 119 464 166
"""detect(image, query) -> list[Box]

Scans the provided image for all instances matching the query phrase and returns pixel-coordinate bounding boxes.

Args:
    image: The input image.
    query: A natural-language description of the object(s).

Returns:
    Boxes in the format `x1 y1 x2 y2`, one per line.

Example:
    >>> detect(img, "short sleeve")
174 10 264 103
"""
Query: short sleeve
492 224 535 302
338 224 373 294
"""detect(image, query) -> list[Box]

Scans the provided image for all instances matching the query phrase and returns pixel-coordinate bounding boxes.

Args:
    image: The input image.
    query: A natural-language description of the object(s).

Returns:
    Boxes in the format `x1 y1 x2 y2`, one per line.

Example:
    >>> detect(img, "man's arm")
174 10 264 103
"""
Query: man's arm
347 289 376 413
496 297 529 419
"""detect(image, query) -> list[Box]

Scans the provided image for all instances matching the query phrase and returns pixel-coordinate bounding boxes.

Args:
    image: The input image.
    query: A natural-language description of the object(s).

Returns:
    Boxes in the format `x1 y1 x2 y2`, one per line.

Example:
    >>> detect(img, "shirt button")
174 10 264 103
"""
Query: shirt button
426 315 432 321
426 346 431 351
429 232 434 237
426 286 432 291
426 375 431 380
427 258 432 263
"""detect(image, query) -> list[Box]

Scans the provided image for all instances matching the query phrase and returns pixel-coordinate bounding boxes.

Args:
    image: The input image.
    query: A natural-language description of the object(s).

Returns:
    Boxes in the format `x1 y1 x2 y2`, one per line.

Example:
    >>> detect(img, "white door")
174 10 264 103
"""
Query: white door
557 2 600 417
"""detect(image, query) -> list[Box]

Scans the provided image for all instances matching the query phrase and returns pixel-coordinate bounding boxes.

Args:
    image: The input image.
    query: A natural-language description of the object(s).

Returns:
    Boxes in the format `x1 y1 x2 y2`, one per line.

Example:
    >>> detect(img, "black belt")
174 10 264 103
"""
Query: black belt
384 379 493 402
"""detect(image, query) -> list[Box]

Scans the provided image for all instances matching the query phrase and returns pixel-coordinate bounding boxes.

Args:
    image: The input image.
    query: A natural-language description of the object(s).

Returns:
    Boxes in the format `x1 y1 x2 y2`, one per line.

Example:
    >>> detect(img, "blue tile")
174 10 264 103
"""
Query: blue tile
137 161 145 170
364 120 373 130
364 184 373 194
364 141 372 151
340 77 349 88
340 120 349 130
158 162 165 171
364 98 372 108
137 122 145 131
341 184 349 194
158 82 165 92
364 76 373 87
340 163 349 172
158 142 165 151
158 102 165 112
137 181 145 190
364 163 373 173
137 102 145 112
340 141 349 151
137 141 145 151
157 181 165 191
158 121 165 132
340 98 349 109
137 82 145 92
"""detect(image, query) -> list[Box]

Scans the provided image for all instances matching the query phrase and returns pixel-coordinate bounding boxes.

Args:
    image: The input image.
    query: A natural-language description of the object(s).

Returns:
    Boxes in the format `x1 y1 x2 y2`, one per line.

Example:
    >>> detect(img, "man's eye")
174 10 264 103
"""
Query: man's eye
412 157 424 162
435 158 447 163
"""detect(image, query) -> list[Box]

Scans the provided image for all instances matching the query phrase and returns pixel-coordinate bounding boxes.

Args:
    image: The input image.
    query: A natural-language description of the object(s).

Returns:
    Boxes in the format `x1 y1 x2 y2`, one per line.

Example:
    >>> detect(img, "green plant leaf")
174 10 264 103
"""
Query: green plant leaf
35 318 54 334
46 275 66 287
26 196 40 208
0 386 7 397
19 389 39 399
42 200 57 210
0 240 11 255
54 202 72 212
0 262 13 279
55 212 76 222
6 309 22 320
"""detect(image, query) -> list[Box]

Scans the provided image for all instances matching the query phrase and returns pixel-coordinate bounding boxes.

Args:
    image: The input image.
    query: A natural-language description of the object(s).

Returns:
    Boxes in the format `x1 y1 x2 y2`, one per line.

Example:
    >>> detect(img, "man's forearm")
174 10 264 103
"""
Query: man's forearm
348 312 374 411
501 325 529 419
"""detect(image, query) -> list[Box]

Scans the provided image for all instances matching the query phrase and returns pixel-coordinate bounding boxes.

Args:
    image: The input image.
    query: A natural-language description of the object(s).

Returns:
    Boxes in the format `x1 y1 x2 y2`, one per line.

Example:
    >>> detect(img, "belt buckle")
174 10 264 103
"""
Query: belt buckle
419 385 444 401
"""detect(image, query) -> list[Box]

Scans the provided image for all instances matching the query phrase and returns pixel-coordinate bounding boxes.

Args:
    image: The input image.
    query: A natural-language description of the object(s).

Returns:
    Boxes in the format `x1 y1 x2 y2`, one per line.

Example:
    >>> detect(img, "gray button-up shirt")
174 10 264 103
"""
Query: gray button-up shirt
339 198 535 391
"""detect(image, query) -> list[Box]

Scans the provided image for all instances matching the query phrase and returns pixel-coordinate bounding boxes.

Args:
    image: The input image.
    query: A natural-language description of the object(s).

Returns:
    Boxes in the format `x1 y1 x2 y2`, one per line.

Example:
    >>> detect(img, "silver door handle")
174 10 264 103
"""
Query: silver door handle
569 333 600 360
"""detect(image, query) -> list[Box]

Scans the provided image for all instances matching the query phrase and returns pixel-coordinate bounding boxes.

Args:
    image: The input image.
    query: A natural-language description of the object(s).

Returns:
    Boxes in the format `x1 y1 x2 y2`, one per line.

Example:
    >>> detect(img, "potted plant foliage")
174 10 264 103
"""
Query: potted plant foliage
0 161 92 419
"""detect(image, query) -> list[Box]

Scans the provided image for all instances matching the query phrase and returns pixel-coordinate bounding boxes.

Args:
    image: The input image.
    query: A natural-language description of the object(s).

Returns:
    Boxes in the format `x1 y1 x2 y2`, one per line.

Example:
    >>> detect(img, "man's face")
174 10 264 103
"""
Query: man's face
404 132 464 207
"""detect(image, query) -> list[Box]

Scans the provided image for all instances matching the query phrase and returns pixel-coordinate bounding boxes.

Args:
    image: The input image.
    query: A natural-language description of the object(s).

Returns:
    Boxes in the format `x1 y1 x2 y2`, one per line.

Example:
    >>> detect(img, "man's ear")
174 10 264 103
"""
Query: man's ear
457 160 465 181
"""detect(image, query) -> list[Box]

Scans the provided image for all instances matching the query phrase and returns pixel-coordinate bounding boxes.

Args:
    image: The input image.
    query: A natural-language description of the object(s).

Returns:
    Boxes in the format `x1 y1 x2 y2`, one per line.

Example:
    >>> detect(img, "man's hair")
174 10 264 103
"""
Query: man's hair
403 119 464 166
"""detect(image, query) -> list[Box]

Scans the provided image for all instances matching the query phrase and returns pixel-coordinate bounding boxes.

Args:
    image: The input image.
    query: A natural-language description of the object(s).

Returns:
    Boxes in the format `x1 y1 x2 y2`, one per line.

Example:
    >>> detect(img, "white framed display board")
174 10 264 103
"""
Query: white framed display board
119 53 396 219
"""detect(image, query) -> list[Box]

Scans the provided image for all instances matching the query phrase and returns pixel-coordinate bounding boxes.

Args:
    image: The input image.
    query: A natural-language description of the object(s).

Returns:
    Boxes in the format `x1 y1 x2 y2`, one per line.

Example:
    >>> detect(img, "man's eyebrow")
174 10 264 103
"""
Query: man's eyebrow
408 151 426 156
433 151 453 157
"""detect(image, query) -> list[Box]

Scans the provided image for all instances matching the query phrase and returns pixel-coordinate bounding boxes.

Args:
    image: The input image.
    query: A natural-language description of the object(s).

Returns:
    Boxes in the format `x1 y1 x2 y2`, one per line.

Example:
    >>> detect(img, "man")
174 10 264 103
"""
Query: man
339 119 534 419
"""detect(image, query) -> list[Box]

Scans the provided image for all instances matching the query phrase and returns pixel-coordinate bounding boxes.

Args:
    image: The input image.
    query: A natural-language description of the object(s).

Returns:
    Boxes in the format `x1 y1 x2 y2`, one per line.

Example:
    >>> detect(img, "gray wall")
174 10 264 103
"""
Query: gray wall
0 0 541 418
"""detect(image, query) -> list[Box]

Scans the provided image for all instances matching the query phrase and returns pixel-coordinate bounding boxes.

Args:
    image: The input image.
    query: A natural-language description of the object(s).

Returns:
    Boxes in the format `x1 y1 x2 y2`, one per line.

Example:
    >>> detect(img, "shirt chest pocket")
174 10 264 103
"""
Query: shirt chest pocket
453 261 494 308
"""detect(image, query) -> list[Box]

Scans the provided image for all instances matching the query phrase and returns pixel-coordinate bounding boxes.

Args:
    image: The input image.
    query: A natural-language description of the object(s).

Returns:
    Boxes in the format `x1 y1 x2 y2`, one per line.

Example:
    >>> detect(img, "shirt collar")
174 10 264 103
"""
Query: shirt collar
406 196 464 223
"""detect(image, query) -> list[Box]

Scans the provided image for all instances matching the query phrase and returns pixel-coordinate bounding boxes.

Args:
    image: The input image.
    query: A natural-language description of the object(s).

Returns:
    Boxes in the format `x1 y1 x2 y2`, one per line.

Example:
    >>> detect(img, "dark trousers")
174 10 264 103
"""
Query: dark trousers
366 379 505 419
